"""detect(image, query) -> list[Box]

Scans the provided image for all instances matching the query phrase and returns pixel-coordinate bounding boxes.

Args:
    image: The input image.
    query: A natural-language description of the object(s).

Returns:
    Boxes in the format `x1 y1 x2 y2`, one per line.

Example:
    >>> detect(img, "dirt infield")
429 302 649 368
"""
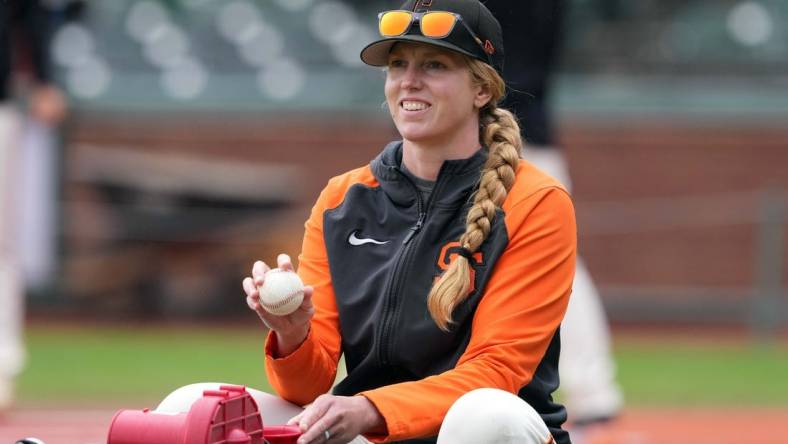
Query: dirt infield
1 407 786 444
0 409 112 444
596 408 788 444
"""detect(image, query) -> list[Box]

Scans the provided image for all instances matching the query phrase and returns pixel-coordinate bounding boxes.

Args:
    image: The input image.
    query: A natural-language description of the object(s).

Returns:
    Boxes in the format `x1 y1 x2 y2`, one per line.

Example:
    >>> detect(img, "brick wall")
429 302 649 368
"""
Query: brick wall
62 113 788 322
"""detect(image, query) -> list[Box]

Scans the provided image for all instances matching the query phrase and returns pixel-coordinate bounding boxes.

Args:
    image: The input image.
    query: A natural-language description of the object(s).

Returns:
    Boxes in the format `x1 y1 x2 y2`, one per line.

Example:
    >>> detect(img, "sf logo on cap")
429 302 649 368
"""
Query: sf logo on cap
483 40 495 54
413 0 433 11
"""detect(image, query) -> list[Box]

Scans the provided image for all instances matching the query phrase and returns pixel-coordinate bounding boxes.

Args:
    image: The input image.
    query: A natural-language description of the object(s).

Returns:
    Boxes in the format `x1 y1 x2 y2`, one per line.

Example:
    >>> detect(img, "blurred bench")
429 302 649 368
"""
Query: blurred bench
62 143 305 317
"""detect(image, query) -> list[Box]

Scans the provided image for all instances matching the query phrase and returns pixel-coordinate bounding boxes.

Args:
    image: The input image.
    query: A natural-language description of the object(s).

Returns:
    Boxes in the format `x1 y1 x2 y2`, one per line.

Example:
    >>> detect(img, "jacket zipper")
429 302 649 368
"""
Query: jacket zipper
377 168 446 366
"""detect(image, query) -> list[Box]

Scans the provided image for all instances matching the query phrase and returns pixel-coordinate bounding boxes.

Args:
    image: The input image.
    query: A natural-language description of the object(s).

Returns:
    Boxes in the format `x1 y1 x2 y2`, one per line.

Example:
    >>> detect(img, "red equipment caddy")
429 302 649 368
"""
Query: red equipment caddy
107 384 301 444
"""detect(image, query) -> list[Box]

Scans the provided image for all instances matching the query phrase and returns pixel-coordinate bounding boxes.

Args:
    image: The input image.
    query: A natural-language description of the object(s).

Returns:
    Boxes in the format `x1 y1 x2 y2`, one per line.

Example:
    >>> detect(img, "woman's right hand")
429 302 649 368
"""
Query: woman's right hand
242 254 314 356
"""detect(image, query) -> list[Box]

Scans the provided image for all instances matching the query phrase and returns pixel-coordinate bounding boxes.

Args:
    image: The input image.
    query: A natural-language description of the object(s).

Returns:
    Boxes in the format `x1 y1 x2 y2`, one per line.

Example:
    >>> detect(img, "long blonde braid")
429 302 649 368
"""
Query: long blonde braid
427 59 523 331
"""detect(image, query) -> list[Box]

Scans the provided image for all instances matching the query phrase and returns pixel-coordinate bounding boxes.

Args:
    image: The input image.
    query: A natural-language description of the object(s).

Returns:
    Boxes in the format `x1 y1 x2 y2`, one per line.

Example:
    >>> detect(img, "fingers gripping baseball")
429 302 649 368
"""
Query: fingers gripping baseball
242 255 314 337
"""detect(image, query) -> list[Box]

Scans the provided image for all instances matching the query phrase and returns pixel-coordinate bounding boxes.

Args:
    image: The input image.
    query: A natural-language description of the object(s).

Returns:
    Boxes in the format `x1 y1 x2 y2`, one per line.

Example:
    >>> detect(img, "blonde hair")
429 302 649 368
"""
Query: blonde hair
427 58 523 331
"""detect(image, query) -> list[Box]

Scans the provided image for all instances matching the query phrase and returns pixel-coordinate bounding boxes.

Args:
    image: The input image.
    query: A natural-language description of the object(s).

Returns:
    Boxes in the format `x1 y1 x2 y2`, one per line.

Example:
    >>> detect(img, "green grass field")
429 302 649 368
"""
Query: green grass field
17 323 788 408
614 335 788 406
19 323 273 407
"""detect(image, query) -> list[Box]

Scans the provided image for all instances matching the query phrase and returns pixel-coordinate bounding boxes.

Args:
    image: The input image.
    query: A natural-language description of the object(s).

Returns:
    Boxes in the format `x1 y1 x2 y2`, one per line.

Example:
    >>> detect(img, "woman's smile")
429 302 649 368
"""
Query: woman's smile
401 99 431 112
399 98 432 117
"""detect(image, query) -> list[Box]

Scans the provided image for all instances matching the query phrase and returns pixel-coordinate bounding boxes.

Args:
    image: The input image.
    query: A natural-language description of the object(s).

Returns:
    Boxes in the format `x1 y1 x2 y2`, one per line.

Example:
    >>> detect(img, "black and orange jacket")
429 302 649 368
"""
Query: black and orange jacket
265 142 576 443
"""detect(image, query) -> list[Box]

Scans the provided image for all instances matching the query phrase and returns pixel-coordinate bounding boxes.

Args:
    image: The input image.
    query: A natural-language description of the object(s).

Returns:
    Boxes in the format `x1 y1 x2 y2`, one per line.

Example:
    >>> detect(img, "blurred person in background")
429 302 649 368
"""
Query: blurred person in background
0 0 69 410
484 0 624 441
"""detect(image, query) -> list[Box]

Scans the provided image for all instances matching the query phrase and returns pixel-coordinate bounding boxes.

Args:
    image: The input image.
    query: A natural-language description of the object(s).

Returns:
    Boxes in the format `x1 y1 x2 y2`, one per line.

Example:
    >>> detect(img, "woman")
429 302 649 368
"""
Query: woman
241 1 576 443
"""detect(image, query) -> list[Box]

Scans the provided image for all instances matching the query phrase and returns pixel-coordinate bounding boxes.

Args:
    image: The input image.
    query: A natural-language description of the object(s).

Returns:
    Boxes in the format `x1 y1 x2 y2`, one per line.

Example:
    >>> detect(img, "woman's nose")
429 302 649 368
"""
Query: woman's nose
401 66 423 90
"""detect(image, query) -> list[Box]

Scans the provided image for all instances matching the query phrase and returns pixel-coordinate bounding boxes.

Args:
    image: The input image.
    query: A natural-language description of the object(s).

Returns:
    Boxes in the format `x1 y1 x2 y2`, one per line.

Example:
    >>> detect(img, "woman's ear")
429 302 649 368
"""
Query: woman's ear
474 84 493 109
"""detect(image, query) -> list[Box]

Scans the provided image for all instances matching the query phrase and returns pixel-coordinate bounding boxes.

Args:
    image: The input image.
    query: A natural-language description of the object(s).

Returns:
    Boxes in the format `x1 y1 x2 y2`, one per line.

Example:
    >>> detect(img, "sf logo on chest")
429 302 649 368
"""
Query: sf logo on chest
435 242 484 292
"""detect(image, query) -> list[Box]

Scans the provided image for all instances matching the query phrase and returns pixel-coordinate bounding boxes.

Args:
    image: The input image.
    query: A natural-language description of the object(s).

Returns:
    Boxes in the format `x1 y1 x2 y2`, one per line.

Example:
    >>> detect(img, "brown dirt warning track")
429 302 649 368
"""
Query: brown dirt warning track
590 407 788 444
2 407 787 444
0 409 113 444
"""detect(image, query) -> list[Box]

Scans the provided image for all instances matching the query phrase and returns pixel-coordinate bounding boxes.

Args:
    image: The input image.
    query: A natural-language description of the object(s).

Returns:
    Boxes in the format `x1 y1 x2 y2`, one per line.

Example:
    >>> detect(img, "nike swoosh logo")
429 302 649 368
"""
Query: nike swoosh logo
348 230 389 246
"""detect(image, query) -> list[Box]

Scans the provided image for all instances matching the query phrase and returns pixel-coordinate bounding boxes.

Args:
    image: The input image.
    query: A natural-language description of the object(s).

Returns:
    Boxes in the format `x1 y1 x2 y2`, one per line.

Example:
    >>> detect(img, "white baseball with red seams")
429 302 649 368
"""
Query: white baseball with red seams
258 269 305 316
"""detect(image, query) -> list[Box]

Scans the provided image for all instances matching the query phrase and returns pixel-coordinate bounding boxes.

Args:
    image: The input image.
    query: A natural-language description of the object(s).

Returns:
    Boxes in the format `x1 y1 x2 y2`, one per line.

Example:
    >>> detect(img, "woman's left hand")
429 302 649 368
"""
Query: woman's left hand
29 84 67 126
288 394 385 444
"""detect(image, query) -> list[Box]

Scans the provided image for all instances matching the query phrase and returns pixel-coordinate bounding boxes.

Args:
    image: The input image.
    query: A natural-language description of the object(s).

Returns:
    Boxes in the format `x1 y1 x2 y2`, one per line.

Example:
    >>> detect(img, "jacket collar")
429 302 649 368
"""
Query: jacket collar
371 141 488 208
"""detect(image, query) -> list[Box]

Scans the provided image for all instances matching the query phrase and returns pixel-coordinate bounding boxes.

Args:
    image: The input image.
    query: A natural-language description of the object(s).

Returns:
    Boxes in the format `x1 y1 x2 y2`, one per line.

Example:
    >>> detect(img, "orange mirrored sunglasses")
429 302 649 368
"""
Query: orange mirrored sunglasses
378 10 487 51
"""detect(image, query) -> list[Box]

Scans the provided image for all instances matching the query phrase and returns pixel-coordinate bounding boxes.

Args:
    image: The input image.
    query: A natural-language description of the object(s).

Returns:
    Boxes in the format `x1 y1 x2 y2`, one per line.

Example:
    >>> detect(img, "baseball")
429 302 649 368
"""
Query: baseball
258 268 305 316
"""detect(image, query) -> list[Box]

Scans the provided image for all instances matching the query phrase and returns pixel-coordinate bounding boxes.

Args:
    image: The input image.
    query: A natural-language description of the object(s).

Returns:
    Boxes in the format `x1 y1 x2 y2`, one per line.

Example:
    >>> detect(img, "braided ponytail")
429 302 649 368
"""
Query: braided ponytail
427 59 523 331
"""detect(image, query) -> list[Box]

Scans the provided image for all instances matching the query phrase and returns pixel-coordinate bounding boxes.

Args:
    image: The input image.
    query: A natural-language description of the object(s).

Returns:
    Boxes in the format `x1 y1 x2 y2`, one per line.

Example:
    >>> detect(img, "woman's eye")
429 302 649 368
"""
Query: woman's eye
425 61 446 70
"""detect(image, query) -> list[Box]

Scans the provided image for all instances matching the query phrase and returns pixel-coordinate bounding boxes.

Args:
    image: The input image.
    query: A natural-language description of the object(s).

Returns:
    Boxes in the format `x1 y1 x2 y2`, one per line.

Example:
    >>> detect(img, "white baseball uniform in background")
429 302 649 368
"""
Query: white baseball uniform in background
0 103 59 410
16 116 59 293
0 105 25 409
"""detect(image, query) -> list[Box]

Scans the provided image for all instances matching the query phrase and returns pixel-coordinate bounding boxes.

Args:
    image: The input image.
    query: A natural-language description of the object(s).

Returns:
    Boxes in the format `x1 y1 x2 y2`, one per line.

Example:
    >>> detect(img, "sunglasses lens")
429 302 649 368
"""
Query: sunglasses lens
379 11 413 36
421 12 457 38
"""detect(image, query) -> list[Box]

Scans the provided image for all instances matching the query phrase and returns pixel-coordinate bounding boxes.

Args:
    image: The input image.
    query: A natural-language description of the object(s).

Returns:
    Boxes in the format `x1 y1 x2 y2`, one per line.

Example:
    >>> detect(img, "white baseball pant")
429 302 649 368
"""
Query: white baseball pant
0 106 26 406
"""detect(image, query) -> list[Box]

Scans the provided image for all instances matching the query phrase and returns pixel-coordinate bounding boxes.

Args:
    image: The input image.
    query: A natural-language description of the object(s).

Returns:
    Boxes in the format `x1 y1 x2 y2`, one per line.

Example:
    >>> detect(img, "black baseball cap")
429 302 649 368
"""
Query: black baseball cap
360 0 504 74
